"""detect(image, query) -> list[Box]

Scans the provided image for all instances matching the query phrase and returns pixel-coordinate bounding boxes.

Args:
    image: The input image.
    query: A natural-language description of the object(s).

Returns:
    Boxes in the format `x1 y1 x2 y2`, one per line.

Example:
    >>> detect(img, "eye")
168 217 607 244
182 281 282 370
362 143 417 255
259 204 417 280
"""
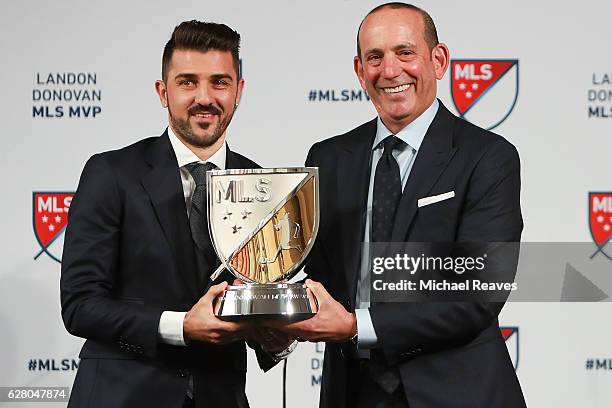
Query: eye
367 54 382 65
178 79 195 87
213 78 229 88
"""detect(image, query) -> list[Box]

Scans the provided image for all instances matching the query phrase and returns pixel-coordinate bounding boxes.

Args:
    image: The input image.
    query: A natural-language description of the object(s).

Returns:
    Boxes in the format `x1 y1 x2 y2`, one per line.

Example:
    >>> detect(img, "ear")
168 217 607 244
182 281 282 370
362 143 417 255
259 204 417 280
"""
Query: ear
354 56 367 90
431 43 450 80
155 80 168 108
235 78 245 106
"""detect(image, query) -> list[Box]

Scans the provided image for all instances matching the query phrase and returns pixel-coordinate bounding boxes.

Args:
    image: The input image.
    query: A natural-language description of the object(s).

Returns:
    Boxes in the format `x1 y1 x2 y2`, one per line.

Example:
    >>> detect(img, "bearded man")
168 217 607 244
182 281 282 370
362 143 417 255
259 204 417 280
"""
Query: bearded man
61 20 283 408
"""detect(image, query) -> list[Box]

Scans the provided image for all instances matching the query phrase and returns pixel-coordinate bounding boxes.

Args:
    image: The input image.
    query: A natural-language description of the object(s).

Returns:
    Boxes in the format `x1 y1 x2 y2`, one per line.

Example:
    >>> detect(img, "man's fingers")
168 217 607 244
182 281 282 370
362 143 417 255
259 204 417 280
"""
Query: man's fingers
261 319 303 331
270 320 313 338
305 279 330 303
206 323 250 345
215 333 244 345
203 281 228 302
215 319 249 333
279 328 315 342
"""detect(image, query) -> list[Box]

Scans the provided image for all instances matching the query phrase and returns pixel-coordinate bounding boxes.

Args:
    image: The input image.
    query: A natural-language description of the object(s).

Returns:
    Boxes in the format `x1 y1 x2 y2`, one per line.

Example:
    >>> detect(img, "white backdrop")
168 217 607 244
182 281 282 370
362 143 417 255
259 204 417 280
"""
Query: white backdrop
1 0 612 407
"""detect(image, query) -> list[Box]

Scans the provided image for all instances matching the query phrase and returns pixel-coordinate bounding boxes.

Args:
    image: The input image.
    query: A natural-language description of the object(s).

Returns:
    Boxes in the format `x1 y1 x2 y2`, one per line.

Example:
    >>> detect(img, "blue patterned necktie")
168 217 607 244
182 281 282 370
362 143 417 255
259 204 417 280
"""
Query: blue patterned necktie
372 135 405 242
369 136 406 395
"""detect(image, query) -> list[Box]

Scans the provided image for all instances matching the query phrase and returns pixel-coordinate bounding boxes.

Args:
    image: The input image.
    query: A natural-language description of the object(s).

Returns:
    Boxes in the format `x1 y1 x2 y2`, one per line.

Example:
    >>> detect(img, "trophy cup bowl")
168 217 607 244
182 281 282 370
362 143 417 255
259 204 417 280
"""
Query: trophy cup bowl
207 168 319 321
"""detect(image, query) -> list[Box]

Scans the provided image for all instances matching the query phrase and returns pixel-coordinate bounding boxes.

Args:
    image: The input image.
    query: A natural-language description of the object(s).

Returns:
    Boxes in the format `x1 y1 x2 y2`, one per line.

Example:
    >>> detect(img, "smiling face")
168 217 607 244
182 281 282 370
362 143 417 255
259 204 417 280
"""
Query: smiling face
156 48 243 153
355 7 449 133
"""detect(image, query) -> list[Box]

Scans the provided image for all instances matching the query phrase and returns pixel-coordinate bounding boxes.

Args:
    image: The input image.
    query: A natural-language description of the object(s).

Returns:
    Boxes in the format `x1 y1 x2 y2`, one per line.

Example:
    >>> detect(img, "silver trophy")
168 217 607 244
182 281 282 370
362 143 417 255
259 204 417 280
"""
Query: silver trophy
207 168 319 321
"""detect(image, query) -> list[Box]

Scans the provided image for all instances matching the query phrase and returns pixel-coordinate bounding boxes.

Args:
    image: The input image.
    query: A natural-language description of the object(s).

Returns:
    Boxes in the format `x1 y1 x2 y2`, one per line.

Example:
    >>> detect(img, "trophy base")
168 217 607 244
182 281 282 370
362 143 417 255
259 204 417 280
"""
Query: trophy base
214 283 318 322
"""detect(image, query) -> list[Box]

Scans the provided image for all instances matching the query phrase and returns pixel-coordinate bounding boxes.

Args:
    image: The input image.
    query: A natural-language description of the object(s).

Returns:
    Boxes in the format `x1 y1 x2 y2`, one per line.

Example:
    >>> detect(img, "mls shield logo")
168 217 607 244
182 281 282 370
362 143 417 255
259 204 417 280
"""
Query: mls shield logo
451 59 519 130
208 169 318 284
33 192 74 263
500 326 519 370
589 192 612 261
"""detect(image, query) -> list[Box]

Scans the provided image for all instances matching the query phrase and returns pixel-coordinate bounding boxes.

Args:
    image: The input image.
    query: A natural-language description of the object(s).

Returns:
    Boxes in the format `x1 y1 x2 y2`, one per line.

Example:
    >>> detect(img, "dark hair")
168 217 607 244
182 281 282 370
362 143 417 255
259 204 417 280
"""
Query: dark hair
162 20 241 81
356 2 439 59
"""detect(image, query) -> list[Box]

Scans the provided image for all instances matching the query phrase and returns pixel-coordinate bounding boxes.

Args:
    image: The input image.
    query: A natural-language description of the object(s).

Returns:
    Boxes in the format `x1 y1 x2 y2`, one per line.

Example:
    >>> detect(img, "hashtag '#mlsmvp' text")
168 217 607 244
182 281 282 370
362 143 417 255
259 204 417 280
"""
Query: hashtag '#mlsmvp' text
28 360 36 371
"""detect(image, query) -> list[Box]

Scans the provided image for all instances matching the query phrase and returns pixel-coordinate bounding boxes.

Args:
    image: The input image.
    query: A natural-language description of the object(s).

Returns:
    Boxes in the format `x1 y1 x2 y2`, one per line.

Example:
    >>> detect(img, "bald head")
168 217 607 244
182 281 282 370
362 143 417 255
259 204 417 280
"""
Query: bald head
357 2 439 59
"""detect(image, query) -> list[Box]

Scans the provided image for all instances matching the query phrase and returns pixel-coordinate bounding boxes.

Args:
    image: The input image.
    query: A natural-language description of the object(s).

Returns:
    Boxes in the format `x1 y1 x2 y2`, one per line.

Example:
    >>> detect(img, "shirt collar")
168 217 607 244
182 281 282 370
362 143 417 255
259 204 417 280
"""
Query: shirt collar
374 98 439 152
167 126 226 170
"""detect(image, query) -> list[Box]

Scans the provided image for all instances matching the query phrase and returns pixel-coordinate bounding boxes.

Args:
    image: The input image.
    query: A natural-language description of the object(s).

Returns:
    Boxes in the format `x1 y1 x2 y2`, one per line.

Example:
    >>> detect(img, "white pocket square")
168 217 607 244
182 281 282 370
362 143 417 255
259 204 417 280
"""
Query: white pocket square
417 191 455 208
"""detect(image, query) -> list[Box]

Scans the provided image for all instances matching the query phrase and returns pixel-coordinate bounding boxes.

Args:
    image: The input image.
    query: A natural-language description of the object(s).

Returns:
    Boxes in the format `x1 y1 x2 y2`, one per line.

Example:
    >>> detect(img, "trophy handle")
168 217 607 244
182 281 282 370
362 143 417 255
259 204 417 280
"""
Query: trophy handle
209 264 226 283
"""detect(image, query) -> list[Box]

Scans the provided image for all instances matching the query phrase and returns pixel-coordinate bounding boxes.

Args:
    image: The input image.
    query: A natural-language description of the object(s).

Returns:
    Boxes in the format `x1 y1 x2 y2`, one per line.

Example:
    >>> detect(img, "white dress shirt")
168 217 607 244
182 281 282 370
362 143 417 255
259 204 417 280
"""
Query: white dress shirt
356 99 439 348
157 126 226 346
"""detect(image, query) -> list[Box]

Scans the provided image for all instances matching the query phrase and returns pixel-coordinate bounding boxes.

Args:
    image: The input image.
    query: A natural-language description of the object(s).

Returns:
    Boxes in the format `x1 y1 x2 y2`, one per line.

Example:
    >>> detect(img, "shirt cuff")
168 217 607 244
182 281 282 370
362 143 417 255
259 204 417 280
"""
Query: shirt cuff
355 308 378 348
158 311 187 346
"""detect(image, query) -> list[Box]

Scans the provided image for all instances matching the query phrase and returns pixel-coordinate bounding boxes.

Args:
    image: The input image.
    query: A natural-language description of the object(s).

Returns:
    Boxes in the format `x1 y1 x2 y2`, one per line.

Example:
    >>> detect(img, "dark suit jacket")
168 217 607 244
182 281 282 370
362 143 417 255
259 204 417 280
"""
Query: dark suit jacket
305 102 527 408
60 131 273 408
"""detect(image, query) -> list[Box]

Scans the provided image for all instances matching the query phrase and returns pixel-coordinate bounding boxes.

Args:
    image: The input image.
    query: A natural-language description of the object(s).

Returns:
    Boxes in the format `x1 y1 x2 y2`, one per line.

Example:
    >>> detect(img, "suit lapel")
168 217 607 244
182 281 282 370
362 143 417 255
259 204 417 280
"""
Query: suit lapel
391 103 458 241
225 145 241 169
141 132 200 299
337 119 377 300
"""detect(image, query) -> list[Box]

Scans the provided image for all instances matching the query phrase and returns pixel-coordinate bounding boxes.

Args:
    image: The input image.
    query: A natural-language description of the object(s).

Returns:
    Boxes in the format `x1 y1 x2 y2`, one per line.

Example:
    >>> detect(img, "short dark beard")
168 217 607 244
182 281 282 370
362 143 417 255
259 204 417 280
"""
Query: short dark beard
169 104 236 149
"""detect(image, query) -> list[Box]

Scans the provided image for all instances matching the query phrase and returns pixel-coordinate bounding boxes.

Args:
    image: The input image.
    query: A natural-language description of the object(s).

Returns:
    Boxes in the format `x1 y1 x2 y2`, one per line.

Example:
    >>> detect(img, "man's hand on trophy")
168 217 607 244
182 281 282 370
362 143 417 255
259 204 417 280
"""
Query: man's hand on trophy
183 281 250 344
264 279 357 342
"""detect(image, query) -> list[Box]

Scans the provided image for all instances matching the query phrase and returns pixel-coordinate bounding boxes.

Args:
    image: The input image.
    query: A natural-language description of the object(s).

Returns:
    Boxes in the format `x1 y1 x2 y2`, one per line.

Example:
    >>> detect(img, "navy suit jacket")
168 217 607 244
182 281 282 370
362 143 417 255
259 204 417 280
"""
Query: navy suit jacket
305 102 527 408
61 132 272 408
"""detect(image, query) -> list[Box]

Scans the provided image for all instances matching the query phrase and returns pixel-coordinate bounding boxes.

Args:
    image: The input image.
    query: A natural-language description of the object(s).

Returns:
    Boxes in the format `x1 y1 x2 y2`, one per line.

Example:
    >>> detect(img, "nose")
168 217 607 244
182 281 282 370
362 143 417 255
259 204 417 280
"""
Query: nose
194 83 213 106
380 55 402 79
